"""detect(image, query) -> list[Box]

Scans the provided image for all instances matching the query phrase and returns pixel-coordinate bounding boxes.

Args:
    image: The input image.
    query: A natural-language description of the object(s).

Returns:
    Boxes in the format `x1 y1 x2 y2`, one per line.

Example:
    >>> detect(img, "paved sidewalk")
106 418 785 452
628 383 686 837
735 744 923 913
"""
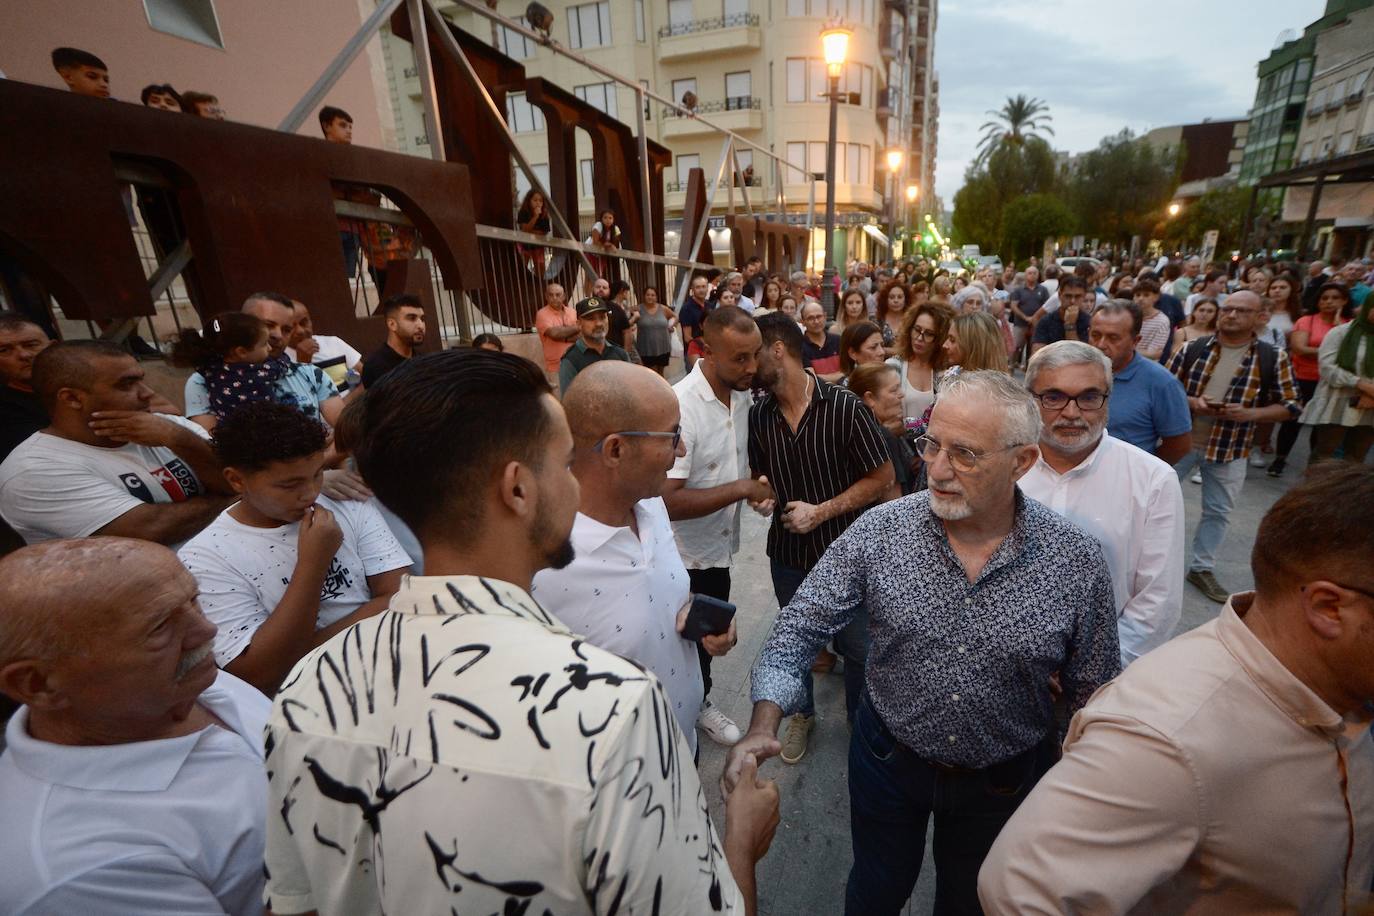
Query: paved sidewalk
696 442 1316 915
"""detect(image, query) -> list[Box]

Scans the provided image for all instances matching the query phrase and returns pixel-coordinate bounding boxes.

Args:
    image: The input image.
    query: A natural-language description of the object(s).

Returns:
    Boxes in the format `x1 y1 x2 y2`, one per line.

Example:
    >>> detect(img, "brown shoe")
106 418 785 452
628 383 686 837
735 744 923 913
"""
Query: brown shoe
811 648 837 674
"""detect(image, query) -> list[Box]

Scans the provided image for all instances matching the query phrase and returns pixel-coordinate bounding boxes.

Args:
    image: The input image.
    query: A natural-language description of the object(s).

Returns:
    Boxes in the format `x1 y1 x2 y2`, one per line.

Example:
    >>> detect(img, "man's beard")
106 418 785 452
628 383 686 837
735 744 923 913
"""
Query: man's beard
531 503 575 571
928 488 972 521
174 642 214 681
1046 423 1102 455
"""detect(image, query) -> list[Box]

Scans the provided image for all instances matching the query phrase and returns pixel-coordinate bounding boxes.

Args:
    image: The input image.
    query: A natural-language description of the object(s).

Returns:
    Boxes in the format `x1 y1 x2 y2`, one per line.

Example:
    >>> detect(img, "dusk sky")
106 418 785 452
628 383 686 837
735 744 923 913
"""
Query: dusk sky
931 0 1328 208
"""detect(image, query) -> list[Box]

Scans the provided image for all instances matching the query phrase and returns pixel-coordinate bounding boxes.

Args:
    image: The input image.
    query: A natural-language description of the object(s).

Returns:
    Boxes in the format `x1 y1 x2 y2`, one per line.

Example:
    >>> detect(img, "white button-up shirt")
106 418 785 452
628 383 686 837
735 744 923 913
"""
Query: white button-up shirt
532 497 702 752
1020 433 1184 666
669 361 752 570
264 574 739 916
980 594 1374 914
0 672 269 916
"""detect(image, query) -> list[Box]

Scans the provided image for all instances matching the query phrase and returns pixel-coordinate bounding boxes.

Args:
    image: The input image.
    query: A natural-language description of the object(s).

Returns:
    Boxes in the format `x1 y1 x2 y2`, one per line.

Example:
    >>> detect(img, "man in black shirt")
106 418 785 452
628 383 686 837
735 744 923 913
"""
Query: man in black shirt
799 301 842 382
361 294 426 390
559 297 630 394
0 313 52 464
1032 275 1092 354
748 312 892 765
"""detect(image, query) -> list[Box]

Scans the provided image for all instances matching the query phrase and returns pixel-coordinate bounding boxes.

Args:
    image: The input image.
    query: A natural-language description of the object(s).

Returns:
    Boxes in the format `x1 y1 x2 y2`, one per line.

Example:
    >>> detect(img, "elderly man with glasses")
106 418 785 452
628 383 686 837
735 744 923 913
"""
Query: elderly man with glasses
532 361 736 759
727 369 1119 916
1019 341 1186 668
1166 289 1302 604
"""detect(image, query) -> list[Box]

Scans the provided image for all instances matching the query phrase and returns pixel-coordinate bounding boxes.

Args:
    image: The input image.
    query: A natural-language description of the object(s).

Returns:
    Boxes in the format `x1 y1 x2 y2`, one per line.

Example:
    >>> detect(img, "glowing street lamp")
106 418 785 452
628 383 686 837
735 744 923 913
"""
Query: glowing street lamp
906 182 919 202
885 148 905 172
819 19 851 315
1168 202 1181 217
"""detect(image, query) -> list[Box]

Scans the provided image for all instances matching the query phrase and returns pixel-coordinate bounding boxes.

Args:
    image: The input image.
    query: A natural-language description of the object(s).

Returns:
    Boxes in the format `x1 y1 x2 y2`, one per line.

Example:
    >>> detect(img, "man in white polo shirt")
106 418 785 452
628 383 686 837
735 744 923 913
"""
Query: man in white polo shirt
0 538 269 915
1020 341 1185 666
664 305 772 746
0 340 233 546
533 361 737 756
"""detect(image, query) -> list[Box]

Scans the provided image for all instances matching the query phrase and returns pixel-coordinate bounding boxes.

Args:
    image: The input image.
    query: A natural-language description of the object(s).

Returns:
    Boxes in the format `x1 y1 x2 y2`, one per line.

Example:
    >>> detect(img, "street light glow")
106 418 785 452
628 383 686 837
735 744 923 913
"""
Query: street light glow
905 182 919 202
1168 202 1181 216
885 148 904 172
820 22 851 78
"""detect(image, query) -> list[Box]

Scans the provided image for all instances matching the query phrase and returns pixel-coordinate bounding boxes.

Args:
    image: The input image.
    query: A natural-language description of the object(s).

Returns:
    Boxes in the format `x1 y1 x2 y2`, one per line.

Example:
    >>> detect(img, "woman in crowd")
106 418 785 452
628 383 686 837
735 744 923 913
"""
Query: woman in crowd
848 363 916 499
1274 282 1353 473
778 294 802 327
952 275 969 293
875 278 912 356
1172 296 1218 351
1265 273 1304 338
838 321 886 380
585 208 621 279
1244 266 1272 296
756 277 784 315
887 302 951 420
930 275 953 299
909 280 930 309
632 285 675 377
515 189 551 277
1299 291 1374 464
942 310 1010 375
832 289 870 336
471 333 504 352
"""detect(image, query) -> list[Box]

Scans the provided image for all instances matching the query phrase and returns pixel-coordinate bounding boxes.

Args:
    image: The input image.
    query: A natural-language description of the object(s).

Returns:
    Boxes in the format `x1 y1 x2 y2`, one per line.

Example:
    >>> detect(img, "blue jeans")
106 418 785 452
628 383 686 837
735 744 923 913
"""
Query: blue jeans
770 560 869 723
844 693 1055 915
1174 451 1248 572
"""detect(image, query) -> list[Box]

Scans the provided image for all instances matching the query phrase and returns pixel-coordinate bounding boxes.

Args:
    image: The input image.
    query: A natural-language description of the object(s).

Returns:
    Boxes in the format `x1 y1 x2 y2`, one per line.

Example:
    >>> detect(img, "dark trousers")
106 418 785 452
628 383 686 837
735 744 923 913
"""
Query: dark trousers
771 560 868 723
687 566 731 700
1275 377 1319 459
844 693 1055 916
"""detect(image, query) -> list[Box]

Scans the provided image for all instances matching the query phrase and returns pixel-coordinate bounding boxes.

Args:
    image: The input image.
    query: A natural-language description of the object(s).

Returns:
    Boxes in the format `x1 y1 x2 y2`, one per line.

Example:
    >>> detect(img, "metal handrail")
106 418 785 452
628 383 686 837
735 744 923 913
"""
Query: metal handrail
658 12 760 37
475 224 714 272
662 96 762 118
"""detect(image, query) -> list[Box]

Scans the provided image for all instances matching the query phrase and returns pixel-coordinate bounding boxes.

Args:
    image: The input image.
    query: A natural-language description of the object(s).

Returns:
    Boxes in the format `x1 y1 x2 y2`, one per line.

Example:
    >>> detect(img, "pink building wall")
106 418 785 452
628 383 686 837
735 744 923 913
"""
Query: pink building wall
0 0 392 148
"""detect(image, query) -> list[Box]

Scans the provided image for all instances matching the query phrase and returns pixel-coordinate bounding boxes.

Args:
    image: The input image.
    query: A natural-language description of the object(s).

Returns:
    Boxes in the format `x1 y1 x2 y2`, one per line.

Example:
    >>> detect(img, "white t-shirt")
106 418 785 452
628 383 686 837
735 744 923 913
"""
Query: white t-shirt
288 335 363 393
0 671 269 916
668 361 751 570
178 494 411 666
0 415 210 544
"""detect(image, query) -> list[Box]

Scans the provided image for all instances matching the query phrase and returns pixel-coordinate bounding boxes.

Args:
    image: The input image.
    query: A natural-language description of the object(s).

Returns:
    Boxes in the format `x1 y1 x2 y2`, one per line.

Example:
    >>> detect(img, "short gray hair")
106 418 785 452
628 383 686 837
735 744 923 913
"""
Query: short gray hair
937 369 1042 447
952 284 989 311
790 270 808 283
1025 340 1114 393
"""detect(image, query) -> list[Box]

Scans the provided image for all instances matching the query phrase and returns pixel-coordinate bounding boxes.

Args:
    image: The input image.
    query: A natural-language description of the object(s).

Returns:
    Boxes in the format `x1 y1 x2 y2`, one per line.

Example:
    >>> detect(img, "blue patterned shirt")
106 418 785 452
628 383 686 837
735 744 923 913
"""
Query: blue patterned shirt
750 490 1121 768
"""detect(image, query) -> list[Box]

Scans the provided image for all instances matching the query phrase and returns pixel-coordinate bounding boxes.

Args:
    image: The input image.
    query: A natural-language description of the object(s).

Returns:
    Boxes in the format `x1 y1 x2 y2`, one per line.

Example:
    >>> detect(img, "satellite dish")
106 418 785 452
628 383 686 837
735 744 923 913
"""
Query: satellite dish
681 90 698 112
1272 28 1298 49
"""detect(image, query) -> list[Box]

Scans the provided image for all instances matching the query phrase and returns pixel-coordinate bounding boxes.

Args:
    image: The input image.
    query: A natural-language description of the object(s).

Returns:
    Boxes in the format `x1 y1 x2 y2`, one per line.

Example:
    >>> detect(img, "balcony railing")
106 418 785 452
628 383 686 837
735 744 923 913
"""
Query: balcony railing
658 12 759 38
663 96 762 118
665 174 762 193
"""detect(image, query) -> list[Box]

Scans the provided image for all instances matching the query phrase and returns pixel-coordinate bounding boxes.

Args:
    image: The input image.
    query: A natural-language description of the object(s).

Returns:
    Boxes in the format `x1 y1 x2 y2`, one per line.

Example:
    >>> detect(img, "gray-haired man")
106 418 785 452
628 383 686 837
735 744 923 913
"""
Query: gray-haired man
725 370 1120 915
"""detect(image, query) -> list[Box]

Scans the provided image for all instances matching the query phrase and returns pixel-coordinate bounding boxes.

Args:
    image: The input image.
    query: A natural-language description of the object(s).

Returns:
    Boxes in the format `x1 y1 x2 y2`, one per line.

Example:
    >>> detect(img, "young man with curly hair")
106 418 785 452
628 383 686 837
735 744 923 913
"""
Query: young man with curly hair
177 402 411 694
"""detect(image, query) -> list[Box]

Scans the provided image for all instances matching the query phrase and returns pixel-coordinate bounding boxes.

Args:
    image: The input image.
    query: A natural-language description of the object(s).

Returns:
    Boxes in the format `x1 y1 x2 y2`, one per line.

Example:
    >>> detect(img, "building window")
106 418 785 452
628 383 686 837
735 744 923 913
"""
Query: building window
735 148 754 184
676 153 701 188
725 71 752 106
786 59 806 102
724 0 748 18
635 0 646 40
143 0 223 48
668 0 693 27
569 1 612 48
671 77 698 106
498 24 534 58
786 0 806 14
1351 70 1370 98
514 162 551 201
786 142 807 180
1318 135 1334 158
580 159 595 197
1338 131 1355 155
1299 140 1314 163
1309 84 1327 111
505 92 546 133
575 82 619 119
809 141 826 174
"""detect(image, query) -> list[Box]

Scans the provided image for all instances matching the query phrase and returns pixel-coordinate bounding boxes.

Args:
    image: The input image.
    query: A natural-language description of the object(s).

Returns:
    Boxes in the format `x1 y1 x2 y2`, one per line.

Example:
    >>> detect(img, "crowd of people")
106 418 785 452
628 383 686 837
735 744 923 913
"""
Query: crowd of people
1 44 1373 913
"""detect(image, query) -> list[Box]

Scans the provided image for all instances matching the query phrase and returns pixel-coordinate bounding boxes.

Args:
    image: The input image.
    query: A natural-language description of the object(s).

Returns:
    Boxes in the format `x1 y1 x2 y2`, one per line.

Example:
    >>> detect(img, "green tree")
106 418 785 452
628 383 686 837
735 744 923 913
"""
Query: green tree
1066 129 1179 243
1001 193 1075 262
952 137 1060 260
975 95 1054 167
1163 185 1251 251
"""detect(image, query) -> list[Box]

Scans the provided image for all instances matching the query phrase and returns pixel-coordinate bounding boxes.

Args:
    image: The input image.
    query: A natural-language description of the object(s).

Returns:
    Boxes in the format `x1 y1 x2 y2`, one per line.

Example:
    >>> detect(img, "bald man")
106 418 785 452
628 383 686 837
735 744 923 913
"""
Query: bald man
532 361 737 756
0 538 269 914
1166 289 1302 603
183 292 344 431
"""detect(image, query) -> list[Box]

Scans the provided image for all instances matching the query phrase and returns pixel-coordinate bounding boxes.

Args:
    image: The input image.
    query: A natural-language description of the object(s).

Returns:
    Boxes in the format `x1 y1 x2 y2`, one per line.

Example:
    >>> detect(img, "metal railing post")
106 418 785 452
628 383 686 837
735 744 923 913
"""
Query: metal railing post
407 0 448 161
278 0 406 133
635 85 656 259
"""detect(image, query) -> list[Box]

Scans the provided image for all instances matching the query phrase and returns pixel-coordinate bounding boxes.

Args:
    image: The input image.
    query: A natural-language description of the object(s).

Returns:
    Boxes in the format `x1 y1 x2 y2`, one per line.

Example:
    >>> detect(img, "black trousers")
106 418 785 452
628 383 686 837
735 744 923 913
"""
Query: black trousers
687 567 731 699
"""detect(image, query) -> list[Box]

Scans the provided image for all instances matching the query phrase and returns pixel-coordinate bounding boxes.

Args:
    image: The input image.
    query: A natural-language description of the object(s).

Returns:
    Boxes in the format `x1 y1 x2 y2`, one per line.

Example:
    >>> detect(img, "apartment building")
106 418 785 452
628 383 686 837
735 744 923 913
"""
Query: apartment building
381 0 938 265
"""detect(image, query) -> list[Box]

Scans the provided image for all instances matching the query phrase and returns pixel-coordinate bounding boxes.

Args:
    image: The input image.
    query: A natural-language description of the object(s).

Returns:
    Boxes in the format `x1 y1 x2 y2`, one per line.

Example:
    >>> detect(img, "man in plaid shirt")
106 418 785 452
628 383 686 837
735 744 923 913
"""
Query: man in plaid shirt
1167 290 1301 603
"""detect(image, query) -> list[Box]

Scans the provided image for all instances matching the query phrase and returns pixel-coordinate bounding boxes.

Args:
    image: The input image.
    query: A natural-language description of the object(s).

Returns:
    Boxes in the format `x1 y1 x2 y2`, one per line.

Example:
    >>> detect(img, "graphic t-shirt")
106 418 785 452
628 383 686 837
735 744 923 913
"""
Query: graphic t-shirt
0 414 208 543
178 494 412 666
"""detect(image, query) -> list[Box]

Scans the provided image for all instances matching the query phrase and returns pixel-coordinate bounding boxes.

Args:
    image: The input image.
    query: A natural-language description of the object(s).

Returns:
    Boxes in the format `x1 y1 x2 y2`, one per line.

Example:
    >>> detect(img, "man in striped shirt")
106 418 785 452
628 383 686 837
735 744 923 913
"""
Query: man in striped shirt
748 313 893 764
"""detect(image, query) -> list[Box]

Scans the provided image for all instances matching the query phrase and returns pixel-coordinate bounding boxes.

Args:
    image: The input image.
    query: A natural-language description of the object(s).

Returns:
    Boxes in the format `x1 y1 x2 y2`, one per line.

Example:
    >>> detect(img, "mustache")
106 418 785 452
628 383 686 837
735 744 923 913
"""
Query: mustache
174 642 214 680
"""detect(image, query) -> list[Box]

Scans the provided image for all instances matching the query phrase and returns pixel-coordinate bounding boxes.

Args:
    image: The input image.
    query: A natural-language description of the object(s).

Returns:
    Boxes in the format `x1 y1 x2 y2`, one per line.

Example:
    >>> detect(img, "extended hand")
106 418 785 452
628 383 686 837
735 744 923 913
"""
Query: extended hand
781 501 824 534
321 468 374 502
297 504 344 568
701 619 738 657
295 337 320 361
742 475 773 505
721 729 783 796
1219 403 1260 422
89 410 181 446
723 753 781 865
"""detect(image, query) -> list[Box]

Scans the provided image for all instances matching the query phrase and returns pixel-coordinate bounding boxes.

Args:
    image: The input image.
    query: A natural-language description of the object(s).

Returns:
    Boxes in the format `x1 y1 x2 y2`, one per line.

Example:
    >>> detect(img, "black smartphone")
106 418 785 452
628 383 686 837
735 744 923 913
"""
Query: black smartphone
681 594 736 642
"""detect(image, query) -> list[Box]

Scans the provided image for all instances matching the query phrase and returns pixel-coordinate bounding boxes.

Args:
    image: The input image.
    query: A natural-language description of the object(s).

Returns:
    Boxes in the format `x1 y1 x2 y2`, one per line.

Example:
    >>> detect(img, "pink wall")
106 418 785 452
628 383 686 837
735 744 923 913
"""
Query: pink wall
0 0 390 148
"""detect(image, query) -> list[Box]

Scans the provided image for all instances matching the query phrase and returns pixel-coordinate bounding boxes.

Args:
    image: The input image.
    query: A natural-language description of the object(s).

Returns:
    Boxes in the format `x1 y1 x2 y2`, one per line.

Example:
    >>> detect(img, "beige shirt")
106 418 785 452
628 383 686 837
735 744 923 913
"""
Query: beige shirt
1192 341 1250 448
979 593 1374 915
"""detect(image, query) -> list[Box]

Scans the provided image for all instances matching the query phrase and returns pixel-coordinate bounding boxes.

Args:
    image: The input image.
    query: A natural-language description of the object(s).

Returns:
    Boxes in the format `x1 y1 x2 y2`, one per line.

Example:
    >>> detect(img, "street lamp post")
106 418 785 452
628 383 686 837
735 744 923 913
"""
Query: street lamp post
885 148 903 264
819 20 850 317
905 182 919 254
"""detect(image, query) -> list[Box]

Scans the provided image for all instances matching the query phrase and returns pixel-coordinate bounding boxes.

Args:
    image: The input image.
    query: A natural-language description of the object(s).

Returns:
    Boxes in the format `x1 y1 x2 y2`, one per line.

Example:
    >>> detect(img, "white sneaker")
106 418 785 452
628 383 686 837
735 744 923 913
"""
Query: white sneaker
1190 471 1203 484
697 699 742 746
1249 452 1268 468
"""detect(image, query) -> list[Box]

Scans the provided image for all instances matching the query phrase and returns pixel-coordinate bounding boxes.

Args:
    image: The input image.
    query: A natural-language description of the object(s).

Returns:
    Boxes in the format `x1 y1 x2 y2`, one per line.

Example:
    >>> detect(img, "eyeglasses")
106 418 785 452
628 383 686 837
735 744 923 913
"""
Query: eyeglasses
592 426 682 452
1217 305 1256 315
1031 390 1109 411
913 434 1023 473
912 328 939 341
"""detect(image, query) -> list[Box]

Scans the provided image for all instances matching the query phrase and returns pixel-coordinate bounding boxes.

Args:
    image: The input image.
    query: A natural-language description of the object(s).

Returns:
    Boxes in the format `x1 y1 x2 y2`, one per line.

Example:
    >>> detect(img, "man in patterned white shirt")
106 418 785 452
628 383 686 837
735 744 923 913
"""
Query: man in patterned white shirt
263 349 779 915
533 361 738 757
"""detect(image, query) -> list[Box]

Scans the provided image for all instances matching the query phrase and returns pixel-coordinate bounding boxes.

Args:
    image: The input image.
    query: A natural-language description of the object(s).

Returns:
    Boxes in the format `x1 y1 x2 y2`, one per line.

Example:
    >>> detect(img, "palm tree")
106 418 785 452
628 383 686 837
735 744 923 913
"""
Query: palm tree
974 95 1054 167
